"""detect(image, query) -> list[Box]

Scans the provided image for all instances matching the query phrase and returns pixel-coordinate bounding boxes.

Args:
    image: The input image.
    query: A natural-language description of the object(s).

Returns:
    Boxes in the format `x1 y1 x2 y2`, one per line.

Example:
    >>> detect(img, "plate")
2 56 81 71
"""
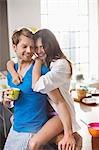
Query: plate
92 89 99 96
82 97 99 105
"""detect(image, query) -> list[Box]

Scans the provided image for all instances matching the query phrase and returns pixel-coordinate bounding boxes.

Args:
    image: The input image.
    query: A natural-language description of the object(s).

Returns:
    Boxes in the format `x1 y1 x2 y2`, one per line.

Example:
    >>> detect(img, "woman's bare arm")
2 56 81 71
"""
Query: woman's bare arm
32 58 42 89
48 89 72 136
48 89 76 150
7 60 22 85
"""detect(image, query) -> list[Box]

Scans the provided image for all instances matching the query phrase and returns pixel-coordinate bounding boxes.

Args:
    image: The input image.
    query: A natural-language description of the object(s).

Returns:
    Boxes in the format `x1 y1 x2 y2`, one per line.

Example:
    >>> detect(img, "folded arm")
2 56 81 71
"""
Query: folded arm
7 60 23 85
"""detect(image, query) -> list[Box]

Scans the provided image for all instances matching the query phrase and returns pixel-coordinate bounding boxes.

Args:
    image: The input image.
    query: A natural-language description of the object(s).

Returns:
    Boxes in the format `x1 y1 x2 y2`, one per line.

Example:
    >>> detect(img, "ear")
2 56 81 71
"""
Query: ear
12 44 17 52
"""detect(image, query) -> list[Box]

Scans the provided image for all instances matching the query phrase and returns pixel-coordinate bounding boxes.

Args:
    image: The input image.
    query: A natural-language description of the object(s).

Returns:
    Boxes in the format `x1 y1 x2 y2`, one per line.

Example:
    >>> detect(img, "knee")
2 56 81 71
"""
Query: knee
29 140 41 150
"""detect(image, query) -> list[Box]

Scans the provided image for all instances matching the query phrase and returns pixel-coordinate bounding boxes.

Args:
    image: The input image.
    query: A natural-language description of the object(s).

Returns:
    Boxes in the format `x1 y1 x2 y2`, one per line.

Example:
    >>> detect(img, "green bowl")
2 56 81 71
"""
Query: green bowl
8 88 20 100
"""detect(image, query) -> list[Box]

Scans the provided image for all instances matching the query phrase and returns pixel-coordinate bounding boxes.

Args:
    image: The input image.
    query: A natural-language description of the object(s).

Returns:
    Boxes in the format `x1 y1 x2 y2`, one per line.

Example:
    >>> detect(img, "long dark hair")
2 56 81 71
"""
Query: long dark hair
34 29 72 76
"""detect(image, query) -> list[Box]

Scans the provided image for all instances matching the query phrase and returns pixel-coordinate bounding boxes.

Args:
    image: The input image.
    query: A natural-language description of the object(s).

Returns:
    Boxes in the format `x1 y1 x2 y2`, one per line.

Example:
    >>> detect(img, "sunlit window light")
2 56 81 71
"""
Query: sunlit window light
41 0 98 82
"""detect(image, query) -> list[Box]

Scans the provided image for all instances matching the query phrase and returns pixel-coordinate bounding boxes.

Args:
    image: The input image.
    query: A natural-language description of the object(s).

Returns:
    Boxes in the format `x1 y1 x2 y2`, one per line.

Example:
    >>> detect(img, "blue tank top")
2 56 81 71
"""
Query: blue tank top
7 62 49 133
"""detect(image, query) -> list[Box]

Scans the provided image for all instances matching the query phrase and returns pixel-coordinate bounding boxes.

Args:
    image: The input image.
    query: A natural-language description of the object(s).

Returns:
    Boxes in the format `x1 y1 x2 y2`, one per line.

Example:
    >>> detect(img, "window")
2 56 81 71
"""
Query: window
41 0 98 81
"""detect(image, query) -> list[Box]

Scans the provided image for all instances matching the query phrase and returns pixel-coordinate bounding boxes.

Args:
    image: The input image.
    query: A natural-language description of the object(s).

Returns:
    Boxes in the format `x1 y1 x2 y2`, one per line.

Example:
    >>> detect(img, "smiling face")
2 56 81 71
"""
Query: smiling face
35 37 47 60
13 35 35 63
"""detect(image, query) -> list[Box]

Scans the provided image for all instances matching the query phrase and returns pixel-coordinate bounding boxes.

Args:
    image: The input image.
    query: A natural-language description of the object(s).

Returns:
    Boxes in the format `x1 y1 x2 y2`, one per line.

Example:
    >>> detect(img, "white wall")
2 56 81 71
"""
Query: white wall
0 0 9 71
89 0 99 81
7 0 41 59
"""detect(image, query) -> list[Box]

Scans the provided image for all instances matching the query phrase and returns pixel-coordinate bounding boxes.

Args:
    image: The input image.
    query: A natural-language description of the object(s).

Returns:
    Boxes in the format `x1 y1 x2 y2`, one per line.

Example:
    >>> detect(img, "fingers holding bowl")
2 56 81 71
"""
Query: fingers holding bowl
3 88 20 101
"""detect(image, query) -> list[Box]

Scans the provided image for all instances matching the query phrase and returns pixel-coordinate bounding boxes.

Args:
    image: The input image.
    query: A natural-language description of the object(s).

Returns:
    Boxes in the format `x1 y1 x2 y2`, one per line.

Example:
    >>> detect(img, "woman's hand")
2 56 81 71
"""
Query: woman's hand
35 57 43 65
58 133 76 150
33 52 46 64
12 73 23 85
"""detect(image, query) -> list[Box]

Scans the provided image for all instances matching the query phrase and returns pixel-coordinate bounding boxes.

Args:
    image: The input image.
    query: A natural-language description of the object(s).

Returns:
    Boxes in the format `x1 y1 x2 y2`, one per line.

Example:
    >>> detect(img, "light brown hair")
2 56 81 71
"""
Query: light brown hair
12 28 34 45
